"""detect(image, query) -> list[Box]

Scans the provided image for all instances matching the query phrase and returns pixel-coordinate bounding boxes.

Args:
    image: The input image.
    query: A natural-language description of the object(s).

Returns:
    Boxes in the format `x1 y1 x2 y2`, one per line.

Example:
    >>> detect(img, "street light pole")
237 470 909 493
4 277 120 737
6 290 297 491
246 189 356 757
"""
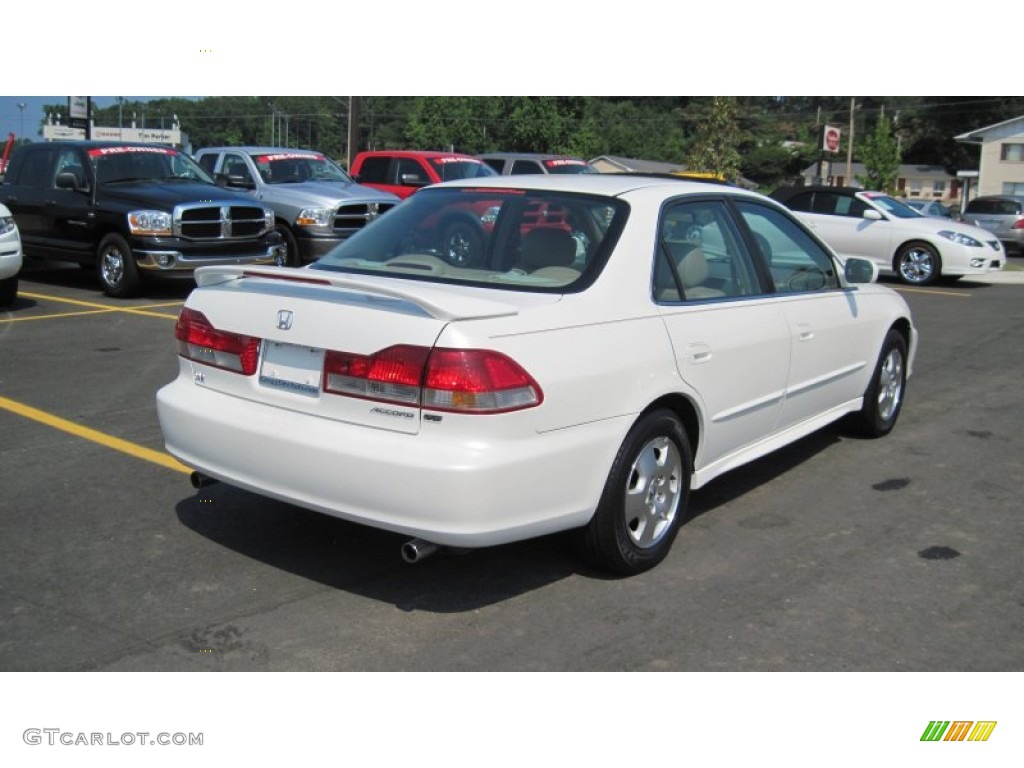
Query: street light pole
17 102 26 139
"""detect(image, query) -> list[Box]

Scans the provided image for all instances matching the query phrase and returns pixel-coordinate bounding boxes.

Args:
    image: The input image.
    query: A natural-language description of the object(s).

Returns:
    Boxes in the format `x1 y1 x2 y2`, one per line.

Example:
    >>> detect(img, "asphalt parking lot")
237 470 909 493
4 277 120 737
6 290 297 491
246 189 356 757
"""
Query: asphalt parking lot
1 261 1023 672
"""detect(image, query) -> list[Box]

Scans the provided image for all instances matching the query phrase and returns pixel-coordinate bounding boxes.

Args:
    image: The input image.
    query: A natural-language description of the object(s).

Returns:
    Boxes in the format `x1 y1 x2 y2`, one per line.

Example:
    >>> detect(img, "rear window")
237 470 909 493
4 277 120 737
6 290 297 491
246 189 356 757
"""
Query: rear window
312 187 627 291
966 198 1022 215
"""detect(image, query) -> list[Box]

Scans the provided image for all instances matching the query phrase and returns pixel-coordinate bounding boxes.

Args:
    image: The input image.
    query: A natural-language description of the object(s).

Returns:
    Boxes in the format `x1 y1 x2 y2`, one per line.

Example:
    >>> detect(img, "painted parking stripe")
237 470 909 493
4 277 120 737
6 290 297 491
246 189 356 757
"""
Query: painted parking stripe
17 291 183 319
892 286 970 297
0 394 191 475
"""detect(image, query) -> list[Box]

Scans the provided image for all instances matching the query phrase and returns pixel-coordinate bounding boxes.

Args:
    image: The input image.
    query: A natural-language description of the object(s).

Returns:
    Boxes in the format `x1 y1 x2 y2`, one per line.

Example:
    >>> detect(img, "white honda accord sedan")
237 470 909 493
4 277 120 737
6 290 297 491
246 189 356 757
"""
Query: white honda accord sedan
157 174 917 575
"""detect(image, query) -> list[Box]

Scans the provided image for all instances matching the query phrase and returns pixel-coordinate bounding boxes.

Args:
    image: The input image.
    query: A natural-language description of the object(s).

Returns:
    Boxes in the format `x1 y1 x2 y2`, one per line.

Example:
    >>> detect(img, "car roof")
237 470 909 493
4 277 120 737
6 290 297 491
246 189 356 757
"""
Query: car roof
197 146 326 155
357 149 481 160
970 194 1024 201
478 152 587 161
433 172 761 199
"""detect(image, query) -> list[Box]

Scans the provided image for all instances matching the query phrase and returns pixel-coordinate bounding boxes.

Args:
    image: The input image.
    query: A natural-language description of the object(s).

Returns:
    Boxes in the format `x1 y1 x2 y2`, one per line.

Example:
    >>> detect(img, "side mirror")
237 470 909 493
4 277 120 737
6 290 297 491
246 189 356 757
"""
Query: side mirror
56 171 89 193
400 174 429 188
862 209 883 221
224 174 255 190
844 257 878 284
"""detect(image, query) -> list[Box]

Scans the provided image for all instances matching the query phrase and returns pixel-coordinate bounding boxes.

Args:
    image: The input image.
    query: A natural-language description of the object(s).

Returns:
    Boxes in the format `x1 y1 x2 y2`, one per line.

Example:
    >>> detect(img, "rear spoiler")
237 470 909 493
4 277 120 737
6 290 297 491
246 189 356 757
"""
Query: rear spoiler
194 265 520 323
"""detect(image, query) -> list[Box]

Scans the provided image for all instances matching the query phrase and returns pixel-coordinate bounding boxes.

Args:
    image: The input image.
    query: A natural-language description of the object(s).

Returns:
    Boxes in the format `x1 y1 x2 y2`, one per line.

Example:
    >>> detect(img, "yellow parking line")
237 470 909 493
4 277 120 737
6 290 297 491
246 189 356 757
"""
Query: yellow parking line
0 394 191 475
892 286 970 298
18 291 183 319
1 309 120 323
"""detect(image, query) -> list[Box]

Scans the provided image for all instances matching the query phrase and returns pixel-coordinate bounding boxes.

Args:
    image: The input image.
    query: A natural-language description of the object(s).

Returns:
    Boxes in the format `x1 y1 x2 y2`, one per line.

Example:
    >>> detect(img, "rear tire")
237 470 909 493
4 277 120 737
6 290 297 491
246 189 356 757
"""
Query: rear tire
97 233 142 298
578 409 692 575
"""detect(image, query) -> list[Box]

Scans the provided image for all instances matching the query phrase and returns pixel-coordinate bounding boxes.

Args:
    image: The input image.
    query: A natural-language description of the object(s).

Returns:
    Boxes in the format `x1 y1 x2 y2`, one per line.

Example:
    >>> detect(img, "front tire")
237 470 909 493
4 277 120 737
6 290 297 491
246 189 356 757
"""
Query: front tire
578 409 692 575
0 275 16 307
895 242 940 286
275 224 301 267
844 329 907 437
97 233 142 298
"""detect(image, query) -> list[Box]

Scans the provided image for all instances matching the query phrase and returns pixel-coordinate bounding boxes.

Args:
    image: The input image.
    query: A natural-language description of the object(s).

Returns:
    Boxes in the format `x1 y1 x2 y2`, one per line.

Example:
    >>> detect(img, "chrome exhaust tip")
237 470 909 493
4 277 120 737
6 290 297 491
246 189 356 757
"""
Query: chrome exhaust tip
190 471 219 489
401 538 440 564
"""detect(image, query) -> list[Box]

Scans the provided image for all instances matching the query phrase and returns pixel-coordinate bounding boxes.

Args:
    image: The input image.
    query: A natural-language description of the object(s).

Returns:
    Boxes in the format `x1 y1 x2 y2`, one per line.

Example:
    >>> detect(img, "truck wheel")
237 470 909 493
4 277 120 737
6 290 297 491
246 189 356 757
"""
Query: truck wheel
0 275 17 307
440 219 484 267
275 224 301 267
97 233 142 298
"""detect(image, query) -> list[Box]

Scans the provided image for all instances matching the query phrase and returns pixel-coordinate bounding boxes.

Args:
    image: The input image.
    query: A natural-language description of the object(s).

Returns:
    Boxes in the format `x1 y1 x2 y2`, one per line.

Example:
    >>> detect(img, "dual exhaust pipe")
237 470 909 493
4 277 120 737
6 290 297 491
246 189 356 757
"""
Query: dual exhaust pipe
190 472 441 564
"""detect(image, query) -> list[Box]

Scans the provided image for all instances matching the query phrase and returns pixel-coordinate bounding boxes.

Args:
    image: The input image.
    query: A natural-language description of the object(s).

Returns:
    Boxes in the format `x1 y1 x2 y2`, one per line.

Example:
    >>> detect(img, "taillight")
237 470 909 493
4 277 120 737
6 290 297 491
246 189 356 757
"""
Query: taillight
322 345 542 413
1012 219 1024 230
175 307 260 375
324 345 429 405
423 349 542 413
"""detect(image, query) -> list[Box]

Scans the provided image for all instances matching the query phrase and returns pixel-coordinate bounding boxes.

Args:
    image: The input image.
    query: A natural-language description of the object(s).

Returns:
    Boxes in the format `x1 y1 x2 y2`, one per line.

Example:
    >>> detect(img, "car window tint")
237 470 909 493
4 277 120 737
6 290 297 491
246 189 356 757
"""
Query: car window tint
784 191 814 212
812 192 867 218
735 201 839 293
655 200 760 302
314 188 626 292
197 153 219 174
357 156 391 184
17 149 56 188
511 160 544 174
54 149 84 187
397 158 427 184
222 154 252 182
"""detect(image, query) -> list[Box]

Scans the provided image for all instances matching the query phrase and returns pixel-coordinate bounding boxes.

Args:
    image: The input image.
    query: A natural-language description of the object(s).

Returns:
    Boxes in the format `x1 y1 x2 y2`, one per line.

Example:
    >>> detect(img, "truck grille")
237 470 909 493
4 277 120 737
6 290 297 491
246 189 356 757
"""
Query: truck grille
174 203 269 240
331 202 396 237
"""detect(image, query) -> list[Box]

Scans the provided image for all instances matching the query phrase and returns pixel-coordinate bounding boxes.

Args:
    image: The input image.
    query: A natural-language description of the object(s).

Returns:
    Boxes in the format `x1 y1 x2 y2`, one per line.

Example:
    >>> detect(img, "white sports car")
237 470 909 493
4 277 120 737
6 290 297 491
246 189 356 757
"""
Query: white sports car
157 174 917 575
771 185 1004 286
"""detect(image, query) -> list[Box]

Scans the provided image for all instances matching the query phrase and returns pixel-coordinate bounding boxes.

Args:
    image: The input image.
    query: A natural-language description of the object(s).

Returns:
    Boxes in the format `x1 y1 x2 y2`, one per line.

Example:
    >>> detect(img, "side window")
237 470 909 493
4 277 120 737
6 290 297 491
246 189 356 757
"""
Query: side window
221 153 252 183
784 191 814 212
511 160 544 174
735 201 839 293
396 158 427 184
16 148 57 188
654 200 761 302
54 149 85 187
356 156 390 184
481 158 504 174
196 153 219 175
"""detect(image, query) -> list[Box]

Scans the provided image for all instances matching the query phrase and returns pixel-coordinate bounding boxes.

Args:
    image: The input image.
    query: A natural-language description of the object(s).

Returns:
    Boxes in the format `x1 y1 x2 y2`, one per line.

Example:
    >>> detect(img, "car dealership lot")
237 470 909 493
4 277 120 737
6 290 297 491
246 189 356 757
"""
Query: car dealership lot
1 262 1022 671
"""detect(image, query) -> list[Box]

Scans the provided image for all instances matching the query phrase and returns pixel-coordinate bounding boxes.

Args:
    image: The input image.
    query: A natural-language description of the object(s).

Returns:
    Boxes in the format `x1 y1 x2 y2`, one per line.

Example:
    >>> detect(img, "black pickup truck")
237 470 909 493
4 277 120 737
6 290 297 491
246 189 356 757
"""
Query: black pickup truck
0 141 283 297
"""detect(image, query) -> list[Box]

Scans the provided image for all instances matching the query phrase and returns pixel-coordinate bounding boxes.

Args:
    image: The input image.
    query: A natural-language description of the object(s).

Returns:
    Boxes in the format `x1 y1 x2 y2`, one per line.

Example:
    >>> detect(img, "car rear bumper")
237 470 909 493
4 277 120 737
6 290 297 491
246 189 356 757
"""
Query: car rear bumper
156 378 624 547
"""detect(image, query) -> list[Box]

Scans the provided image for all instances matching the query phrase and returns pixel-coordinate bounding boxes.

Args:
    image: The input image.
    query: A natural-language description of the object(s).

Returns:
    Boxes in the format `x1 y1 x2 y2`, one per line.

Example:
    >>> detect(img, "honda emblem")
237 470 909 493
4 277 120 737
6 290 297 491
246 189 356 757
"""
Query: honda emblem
276 310 294 330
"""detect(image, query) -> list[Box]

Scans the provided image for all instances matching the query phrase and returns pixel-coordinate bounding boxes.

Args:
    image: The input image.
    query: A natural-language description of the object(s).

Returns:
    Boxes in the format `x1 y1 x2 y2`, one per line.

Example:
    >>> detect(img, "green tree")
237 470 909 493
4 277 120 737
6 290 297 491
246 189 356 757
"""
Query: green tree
856 114 901 192
684 97 742 181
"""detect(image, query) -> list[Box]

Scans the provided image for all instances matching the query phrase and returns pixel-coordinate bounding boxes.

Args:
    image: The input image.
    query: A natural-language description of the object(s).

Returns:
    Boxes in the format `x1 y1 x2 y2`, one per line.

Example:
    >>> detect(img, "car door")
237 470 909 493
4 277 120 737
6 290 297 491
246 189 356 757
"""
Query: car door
735 200 877 431
45 146 96 262
655 198 790 471
2 145 57 251
789 190 894 272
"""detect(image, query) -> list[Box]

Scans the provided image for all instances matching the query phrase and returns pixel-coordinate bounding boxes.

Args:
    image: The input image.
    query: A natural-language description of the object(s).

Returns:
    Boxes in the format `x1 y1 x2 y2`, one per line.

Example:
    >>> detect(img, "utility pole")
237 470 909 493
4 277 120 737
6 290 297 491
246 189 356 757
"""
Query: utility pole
845 97 856 186
347 97 361 169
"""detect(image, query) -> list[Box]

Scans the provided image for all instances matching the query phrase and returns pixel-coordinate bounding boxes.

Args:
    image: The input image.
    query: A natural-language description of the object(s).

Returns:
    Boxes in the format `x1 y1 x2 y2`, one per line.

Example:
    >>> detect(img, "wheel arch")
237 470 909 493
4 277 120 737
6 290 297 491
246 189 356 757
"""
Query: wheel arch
892 238 941 271
637 392 701 463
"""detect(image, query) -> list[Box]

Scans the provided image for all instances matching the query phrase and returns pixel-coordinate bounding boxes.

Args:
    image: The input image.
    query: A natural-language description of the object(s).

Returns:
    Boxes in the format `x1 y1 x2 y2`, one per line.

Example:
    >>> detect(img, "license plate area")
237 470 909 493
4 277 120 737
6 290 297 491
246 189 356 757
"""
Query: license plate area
259 341 325 396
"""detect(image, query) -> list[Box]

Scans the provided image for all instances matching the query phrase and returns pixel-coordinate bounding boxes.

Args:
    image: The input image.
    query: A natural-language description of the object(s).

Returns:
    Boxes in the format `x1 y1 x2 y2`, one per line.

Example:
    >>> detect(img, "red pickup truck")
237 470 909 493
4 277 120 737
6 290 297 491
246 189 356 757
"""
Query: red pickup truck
350 150 497 200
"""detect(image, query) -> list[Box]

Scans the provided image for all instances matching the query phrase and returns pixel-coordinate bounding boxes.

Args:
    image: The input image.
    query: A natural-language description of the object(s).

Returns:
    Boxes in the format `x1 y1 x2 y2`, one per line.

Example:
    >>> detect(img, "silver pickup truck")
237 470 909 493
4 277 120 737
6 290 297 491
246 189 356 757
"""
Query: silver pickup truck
195 146 400 265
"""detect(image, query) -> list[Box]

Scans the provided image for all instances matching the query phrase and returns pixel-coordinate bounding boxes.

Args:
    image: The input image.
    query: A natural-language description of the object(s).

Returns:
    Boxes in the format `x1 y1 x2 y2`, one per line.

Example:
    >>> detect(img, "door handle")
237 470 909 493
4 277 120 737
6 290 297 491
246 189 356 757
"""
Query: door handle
687 343 712 364
796 322 814 342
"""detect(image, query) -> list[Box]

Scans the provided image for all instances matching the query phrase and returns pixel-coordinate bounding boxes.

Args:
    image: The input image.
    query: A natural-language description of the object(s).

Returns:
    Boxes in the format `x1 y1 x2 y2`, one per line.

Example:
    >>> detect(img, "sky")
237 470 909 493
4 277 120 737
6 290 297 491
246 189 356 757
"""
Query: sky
0 96 168 143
